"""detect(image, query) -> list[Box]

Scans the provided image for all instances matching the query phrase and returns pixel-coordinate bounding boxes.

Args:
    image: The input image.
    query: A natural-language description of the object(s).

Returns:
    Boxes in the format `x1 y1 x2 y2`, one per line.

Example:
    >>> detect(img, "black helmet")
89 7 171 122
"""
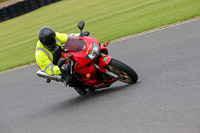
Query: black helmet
38 26 56 50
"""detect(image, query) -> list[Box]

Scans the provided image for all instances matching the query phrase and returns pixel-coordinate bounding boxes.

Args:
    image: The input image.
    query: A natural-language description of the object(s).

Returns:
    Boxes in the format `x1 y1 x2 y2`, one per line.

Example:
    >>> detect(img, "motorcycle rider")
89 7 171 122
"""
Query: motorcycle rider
35 26 87 95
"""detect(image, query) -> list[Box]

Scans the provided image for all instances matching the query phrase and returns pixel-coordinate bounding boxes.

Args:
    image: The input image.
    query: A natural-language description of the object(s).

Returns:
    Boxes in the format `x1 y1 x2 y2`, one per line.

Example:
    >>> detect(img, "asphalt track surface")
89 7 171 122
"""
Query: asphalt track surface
1 19 200 133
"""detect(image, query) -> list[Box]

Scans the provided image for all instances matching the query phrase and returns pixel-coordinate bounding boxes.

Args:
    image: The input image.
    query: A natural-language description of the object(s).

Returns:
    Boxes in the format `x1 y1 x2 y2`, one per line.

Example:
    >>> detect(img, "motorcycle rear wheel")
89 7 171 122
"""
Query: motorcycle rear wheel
107 58 138 84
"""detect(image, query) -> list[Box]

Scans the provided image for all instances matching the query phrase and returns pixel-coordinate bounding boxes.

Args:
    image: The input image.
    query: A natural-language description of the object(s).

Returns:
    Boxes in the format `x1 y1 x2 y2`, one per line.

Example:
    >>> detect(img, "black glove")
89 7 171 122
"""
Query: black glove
60 63 70 73
83 31 90 36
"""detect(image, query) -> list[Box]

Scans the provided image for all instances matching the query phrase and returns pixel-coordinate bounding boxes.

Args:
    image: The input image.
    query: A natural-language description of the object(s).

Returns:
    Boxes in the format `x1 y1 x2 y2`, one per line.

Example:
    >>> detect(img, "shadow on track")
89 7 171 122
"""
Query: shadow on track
59 83 139 106
43 83 139 113
26 82 139 121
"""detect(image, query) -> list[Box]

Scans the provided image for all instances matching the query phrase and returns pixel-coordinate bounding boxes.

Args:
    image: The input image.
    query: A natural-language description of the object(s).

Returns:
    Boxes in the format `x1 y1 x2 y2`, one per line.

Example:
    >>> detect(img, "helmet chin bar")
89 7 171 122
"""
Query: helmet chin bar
44 41 56 51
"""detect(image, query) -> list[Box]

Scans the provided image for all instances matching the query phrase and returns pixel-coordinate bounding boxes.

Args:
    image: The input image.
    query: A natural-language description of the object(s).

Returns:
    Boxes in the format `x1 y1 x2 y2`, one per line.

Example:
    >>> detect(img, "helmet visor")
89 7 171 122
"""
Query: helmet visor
43 37 56 50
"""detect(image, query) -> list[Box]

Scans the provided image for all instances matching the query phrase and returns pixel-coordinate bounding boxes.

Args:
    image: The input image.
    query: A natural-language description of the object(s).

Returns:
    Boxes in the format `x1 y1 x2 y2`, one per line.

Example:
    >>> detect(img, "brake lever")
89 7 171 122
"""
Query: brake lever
67 54 73 74
89 32 95 36
70 59 73 74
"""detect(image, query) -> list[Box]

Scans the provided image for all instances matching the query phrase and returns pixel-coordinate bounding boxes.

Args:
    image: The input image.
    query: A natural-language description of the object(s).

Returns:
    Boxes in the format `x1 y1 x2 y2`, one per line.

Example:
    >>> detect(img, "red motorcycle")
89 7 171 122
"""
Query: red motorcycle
36 21 138 95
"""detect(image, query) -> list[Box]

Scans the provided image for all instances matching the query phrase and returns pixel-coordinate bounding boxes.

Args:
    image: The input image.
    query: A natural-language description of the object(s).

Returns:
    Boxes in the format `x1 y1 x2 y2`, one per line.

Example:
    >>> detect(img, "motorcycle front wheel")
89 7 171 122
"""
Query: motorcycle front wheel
107 58 138 84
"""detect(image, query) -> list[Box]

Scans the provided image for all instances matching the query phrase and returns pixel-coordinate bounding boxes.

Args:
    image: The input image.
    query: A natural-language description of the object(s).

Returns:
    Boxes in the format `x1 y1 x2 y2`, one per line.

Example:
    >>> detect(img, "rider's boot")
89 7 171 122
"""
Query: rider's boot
73 86 87 96
62 74 87 96
62 74 73 86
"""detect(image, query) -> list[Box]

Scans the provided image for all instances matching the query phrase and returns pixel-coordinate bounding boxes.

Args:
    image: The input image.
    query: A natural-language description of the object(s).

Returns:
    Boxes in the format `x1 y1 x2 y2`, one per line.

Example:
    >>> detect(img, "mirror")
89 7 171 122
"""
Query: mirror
78 21 85 30
58 58 67 68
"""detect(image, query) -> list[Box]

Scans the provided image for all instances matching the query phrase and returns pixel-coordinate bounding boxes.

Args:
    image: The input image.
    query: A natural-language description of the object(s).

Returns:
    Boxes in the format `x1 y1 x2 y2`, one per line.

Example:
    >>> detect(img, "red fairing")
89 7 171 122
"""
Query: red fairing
99 45 108 55
98 55 112 73
99 55 112 67
61 36 117 89
62 36 99 68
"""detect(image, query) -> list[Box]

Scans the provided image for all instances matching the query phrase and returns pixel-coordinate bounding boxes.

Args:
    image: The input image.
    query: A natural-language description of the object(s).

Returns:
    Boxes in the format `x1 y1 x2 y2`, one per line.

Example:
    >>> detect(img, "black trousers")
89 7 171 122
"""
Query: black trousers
61 73 78 87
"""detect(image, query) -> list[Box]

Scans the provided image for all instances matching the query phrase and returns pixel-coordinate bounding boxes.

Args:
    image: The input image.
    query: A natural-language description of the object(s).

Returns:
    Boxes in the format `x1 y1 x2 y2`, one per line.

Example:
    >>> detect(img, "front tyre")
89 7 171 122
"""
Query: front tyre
107 58 138 84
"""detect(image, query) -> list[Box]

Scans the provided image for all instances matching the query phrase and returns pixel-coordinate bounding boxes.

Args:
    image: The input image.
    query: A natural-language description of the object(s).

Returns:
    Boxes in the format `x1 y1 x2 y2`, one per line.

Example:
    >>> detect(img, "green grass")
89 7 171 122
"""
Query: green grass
0 0 200 72
0 0 7 3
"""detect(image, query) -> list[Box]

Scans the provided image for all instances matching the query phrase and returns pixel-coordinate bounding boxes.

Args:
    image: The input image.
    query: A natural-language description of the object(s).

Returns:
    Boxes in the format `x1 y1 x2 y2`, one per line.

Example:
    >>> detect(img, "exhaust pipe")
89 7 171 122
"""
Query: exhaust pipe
36 70 63 82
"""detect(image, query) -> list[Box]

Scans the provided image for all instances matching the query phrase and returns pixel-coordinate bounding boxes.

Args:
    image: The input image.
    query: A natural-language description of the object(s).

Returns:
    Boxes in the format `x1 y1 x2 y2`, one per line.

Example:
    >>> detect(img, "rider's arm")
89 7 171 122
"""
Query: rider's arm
55 32 80 44
35 48 61 75
55 32 68 44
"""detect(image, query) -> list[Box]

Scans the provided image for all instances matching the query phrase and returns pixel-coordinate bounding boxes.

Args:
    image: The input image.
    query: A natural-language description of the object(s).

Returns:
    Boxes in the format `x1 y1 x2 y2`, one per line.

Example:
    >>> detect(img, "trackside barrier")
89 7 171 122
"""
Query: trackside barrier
0 0 61 22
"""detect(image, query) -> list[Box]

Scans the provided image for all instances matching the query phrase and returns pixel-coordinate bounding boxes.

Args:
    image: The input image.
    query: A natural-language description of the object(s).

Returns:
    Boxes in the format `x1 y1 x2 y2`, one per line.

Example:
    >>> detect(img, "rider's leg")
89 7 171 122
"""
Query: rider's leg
61 73 87 96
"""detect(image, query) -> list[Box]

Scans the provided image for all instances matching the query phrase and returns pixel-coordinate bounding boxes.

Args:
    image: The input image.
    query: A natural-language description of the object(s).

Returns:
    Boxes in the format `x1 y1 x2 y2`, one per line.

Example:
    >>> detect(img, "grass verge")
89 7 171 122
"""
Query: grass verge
0 0 200 72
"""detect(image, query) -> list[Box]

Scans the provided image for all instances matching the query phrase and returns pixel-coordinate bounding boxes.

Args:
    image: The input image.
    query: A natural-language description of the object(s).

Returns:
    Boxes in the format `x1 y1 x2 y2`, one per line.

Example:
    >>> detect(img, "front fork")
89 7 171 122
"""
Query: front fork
94 54 118 79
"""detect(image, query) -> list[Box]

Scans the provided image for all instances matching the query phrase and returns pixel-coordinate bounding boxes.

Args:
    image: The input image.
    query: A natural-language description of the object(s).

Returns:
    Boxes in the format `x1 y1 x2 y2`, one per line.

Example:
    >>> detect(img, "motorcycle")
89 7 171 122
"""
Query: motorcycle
36 21 138 95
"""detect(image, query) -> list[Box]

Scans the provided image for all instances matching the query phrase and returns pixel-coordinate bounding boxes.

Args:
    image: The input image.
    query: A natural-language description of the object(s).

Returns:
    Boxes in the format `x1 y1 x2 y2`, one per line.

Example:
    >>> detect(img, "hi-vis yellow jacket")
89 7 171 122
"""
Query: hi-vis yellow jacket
35 32 78 76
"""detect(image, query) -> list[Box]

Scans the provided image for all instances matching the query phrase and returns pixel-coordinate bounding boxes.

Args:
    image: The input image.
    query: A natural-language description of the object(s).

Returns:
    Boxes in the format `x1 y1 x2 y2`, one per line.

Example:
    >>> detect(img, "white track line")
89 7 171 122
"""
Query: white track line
110 16 200 44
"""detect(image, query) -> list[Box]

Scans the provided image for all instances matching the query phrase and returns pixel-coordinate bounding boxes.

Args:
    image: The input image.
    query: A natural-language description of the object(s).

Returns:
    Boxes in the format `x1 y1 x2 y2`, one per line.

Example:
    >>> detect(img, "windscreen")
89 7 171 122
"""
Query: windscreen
63 37 86 52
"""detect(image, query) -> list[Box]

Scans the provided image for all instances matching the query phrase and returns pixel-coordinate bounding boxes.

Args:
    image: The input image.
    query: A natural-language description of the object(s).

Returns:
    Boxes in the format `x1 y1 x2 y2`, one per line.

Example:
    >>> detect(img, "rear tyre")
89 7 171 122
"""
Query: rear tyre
107 58 138 84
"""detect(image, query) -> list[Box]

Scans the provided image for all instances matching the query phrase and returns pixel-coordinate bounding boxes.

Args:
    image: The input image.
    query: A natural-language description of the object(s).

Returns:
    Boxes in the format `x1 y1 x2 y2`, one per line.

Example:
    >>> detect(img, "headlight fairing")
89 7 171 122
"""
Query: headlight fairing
86 42 100 60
